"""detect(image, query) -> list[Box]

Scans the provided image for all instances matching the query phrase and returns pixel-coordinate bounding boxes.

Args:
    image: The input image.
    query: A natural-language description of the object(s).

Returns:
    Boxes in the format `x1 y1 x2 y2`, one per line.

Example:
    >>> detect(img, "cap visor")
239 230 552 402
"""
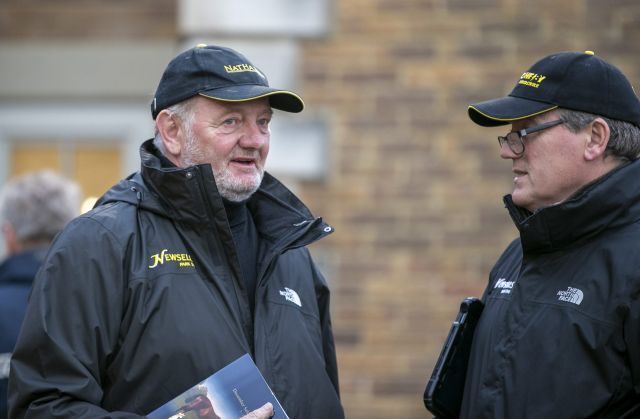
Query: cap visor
468 96 557 127
199 85 304 113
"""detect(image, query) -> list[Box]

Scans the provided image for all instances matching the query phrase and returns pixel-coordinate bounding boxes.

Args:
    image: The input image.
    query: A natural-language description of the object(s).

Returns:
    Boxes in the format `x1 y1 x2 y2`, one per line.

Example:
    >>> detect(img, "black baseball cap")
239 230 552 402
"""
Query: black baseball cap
468 51 640 128
151 44 304 119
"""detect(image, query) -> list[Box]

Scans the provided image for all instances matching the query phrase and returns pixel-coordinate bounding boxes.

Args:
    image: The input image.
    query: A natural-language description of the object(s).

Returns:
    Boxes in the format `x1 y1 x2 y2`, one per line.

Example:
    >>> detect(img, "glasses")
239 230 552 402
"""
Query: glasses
498 119 565 156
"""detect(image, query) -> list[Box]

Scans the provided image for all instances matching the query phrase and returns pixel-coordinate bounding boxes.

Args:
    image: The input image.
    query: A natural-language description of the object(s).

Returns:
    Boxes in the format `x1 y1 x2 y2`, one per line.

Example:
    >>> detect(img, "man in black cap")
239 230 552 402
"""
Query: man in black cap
9 45 344 419
461 51 640 418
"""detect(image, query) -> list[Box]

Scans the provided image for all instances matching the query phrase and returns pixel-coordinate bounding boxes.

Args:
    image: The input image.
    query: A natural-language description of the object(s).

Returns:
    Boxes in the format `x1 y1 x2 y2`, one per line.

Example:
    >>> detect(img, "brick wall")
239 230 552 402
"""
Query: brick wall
2 1 640 418
296 1 640 418
0 0 176 39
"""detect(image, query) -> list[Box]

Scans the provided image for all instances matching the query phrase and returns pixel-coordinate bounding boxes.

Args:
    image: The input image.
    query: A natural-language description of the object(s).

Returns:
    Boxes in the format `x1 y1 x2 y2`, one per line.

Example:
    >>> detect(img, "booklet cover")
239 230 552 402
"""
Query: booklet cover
147 354 288 419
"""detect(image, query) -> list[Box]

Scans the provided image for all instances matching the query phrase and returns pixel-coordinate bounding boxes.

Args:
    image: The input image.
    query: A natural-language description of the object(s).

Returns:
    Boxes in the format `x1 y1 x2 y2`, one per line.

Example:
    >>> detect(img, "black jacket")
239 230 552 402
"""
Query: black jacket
0 249 46 419
461 160 640 419
9 140 344 419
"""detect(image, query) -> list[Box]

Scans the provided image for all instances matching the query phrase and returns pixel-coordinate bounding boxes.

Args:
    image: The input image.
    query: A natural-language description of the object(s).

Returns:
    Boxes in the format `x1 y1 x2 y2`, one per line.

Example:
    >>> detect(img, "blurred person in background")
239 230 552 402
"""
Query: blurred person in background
0 170 80 419
461 51 640 418
9 45 344 419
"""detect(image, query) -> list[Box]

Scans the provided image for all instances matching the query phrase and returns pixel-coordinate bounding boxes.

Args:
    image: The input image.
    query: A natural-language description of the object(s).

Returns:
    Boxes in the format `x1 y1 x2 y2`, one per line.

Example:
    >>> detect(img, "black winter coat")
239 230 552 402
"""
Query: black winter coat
461 160 640 418
9 140 344 419
0 248 46 419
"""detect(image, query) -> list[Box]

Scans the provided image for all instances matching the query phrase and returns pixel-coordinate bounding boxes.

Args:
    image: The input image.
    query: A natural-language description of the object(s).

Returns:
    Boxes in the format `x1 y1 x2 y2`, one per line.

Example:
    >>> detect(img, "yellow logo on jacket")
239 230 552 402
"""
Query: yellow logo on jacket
148 249 195 269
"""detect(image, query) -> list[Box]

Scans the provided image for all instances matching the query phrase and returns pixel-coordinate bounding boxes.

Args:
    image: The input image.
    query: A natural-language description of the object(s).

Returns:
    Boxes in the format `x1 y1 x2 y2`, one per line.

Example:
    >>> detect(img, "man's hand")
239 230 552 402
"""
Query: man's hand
240 402 274 419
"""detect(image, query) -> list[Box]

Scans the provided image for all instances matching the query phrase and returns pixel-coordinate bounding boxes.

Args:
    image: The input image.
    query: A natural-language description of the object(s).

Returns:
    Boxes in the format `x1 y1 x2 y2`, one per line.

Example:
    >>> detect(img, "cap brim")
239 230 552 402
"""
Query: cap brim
199 85 304 113
468 95 558 127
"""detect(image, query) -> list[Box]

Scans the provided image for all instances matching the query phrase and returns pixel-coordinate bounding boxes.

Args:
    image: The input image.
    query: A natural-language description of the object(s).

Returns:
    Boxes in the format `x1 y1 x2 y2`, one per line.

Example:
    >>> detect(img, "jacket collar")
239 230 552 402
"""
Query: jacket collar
0 247 47 285
98 140 332 245
505 159 640 253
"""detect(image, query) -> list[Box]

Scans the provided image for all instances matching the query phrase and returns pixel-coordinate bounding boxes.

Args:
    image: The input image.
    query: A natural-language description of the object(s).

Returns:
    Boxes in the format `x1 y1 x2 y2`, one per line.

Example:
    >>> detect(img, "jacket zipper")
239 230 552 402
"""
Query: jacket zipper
190 166 256 354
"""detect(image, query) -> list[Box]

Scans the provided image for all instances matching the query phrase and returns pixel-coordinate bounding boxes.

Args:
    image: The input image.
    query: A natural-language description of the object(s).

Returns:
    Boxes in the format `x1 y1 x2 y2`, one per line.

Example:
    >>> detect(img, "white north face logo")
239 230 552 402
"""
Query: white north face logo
557 287 584 305
279 287 302 307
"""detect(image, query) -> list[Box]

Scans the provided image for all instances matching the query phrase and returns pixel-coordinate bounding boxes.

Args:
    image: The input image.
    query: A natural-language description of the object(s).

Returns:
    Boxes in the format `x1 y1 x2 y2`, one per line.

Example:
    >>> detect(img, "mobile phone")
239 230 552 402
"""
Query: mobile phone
424 297 484 419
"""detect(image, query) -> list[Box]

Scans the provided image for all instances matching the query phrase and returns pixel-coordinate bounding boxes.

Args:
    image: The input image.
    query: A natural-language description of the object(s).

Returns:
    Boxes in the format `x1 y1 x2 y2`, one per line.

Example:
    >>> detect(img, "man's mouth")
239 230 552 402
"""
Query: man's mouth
231 157 256 166
512 169 527 183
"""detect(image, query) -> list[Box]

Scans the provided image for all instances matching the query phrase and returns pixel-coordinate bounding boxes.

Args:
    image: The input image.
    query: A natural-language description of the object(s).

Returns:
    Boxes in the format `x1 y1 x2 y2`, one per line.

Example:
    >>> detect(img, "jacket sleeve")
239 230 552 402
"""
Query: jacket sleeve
313 260 341 398
8 216 142 419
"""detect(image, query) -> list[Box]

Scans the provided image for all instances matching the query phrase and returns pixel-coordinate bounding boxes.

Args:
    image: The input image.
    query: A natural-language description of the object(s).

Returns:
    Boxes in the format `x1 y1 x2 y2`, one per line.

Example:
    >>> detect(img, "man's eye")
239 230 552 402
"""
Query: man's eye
223 118 237 126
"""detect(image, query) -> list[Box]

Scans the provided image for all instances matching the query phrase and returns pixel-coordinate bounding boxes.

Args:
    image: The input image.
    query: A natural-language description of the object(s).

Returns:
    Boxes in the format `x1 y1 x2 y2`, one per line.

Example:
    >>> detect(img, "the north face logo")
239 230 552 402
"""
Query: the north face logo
279 287 302 307
557 287 584 305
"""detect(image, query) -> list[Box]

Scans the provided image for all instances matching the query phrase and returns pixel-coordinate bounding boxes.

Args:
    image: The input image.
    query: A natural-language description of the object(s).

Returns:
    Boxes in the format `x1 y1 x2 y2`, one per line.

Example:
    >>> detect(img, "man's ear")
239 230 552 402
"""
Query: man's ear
156 110 183 158
2 222 21 255
584 118 611 161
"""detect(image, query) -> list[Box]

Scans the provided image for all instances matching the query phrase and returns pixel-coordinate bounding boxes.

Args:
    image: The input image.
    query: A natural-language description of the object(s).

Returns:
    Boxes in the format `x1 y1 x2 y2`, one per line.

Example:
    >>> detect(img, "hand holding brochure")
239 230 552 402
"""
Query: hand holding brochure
147 354 288 419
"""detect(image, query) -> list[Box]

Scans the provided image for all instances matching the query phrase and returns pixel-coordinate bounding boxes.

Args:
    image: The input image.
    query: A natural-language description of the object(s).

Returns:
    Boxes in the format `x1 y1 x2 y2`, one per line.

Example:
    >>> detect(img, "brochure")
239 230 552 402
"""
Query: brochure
147 353 288 419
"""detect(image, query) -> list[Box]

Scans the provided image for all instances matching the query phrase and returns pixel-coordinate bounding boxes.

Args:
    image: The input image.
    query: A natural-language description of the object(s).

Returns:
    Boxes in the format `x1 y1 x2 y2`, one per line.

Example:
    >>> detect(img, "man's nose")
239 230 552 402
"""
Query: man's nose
239 122 269 148
499 142 520 159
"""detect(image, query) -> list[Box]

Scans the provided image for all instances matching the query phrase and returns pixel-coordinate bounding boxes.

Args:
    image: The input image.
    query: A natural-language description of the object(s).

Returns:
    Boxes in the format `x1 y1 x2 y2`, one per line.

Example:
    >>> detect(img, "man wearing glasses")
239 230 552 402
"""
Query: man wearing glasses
461 51 640 418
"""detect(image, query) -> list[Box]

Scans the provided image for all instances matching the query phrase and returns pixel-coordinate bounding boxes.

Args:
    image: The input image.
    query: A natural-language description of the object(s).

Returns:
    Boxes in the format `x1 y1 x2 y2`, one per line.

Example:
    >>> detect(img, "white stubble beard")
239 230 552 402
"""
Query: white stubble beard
181 129 264 202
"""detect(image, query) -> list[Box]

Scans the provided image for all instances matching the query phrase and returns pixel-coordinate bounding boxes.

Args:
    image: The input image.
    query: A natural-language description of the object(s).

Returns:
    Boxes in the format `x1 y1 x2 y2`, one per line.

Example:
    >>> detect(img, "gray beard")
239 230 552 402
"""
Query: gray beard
213 169 261 202
181 131 263 202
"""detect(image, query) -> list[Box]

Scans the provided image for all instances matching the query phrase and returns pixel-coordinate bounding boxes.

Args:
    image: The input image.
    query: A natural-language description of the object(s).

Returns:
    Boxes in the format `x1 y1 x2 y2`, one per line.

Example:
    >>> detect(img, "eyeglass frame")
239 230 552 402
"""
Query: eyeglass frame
497 119 565 156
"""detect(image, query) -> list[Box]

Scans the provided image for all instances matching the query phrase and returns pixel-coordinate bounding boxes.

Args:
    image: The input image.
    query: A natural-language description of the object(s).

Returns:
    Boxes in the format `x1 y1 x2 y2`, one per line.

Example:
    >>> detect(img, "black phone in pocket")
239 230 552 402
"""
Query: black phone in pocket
424 297 484 419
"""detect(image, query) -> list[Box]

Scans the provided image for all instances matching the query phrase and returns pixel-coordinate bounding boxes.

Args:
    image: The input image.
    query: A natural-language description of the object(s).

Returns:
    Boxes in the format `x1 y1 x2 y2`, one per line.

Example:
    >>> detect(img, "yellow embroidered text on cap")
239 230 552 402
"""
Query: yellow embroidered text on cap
518 72 547 88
